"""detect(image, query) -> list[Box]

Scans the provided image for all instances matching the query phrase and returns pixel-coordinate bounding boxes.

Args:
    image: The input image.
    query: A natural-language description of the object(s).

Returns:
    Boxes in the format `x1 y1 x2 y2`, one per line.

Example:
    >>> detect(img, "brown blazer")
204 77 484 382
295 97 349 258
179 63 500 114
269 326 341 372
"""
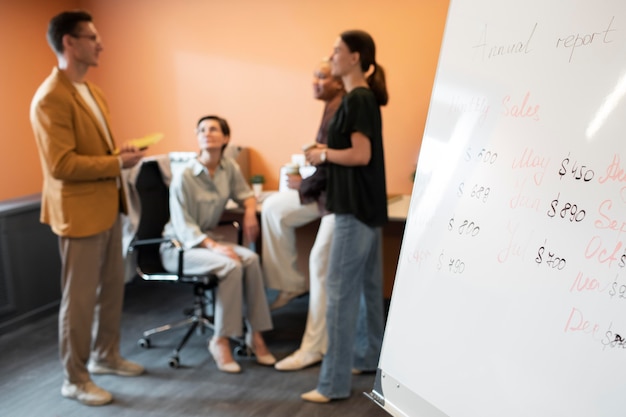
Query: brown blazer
30 67 126 238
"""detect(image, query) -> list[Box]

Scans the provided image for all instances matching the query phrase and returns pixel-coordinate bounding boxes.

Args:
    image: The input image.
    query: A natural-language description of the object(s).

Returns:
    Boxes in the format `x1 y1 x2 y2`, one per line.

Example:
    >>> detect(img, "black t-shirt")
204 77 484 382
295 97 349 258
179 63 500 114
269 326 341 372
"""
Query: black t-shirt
326 87 388 227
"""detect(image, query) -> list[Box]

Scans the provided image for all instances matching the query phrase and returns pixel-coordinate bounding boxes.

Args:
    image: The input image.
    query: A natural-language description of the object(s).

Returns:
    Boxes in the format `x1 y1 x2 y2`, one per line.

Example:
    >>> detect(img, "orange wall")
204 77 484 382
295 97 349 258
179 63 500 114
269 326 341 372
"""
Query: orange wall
0 0 449 200
0 0 79 201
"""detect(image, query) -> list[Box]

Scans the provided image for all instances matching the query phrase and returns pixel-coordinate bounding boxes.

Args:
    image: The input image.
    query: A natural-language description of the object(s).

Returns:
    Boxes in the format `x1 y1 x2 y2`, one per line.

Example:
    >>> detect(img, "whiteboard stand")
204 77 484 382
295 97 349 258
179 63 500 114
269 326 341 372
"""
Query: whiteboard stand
367 370 450 417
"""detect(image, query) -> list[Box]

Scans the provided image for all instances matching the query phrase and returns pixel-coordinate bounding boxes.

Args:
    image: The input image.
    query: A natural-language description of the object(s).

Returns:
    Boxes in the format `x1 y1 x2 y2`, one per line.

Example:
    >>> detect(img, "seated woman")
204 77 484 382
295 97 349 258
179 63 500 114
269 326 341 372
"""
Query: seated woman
160 115 275 373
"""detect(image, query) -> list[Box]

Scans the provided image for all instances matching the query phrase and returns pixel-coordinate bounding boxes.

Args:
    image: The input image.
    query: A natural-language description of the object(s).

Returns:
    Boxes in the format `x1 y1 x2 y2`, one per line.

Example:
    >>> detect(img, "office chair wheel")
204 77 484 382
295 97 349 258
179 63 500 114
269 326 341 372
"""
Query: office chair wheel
168 356 180 369
233 344 251 358
138 338 151 349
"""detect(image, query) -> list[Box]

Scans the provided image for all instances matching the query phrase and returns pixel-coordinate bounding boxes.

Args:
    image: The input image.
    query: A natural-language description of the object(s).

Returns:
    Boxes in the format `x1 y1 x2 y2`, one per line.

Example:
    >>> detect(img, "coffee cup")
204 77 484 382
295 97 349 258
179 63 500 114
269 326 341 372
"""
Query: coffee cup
283 163 300 176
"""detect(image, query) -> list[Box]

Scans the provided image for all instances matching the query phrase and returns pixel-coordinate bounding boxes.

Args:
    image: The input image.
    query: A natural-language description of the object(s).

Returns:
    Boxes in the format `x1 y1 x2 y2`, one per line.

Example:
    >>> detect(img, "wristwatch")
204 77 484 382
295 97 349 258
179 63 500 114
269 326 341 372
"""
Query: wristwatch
320 150 327 163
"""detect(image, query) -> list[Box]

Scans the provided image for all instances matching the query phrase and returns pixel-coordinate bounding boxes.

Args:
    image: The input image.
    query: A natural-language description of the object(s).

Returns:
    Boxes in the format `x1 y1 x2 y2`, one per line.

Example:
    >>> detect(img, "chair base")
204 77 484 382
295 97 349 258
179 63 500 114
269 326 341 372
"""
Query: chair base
137 283 248 368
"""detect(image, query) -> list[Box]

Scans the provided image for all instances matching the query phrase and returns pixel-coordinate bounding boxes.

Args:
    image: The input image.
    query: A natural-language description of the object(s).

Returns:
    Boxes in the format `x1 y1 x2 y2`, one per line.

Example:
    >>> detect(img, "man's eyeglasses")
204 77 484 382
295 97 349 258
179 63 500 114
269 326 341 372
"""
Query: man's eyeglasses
70 34 99 42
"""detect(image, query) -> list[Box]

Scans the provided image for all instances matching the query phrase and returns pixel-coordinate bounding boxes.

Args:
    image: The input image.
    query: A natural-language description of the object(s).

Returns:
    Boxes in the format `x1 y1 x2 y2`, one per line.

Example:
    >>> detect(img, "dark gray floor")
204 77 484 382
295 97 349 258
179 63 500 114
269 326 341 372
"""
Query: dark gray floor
0 279 389 417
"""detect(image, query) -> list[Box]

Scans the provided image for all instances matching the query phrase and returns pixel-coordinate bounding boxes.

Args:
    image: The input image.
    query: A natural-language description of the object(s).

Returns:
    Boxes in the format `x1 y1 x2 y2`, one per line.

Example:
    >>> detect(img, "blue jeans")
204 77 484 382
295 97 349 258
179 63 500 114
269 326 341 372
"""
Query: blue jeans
316 214 385 399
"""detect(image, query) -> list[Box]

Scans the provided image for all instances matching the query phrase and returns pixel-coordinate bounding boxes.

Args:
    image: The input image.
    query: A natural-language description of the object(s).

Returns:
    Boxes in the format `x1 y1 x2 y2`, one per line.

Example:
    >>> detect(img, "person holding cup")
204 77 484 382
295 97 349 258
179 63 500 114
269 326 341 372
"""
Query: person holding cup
261 58 344 370
301 29 389 403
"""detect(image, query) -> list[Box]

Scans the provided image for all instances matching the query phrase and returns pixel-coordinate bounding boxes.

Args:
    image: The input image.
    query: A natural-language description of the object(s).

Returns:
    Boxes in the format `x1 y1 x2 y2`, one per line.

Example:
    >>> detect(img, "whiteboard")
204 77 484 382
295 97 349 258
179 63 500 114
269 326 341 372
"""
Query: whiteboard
372 1 626 416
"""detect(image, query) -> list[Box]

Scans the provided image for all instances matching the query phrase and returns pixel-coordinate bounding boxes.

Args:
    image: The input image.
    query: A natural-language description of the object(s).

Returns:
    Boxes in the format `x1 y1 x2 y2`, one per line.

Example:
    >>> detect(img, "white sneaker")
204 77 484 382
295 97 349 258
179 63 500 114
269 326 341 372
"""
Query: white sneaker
61 380 112 406
88 358 144 376
274 350 322 371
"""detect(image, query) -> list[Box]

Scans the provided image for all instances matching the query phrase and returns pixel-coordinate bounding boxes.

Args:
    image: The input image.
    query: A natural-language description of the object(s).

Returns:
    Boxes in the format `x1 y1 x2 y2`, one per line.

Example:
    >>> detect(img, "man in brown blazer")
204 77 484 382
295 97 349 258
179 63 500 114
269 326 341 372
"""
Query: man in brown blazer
30 10 146 406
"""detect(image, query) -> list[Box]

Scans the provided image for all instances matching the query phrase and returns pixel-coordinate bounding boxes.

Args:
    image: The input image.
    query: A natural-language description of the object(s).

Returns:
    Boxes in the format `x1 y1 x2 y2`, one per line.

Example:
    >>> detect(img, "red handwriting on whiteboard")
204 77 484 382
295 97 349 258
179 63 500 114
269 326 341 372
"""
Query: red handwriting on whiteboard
408 247 431 268
502 92 540 121
598 154 626 184
511 147 549 185
497 221 533 263
584 235 624 268
563 307 604 342
620 187 626 205
449 95 490 124
569 271 609 294
594 199 626 238
509 177 541 212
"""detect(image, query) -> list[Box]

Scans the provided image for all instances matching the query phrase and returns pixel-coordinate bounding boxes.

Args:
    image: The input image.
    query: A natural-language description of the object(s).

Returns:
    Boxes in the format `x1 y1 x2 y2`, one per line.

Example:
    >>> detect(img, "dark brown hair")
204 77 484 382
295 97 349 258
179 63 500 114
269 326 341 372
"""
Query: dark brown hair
197 115 231 137
340 30 389 106
196 115 230 153
47 10 93 55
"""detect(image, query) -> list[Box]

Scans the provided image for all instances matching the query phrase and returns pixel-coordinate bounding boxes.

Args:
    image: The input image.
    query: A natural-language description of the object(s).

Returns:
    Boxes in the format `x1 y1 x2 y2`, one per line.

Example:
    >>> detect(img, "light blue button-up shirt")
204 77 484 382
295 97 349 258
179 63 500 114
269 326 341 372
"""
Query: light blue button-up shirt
162 156 253 249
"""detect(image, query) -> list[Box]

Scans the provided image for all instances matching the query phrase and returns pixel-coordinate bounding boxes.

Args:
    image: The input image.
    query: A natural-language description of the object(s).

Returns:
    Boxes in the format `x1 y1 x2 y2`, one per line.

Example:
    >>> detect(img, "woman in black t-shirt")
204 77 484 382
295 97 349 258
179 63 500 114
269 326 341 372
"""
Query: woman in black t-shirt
303 29 389 403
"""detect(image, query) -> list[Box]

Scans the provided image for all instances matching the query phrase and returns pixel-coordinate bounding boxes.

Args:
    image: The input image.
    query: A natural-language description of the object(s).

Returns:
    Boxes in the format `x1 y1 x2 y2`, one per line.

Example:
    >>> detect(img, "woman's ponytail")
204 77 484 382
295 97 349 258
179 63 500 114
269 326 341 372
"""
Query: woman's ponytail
367 63 388 106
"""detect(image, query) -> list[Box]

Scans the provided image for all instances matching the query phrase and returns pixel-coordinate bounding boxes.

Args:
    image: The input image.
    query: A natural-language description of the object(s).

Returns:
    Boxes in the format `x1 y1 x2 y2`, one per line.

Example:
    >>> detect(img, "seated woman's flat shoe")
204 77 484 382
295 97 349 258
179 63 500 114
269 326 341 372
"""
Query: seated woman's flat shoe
301 389 331 403
208 339 241 373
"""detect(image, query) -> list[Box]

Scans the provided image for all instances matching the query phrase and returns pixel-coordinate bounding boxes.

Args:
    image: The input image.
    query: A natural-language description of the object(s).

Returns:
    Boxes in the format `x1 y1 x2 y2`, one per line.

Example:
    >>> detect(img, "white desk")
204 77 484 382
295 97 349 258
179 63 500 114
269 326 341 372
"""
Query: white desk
387 195 411 222
227 191 411 220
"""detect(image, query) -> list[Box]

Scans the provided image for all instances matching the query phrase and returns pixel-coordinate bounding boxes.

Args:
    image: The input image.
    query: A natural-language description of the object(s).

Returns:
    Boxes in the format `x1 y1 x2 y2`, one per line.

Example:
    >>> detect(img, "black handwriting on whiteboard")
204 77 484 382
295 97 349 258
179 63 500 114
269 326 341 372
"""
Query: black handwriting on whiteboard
448 217 481 237
558 153 595 182
535 240 567 270
472 23 537 61
437 250 466 274
602 323 626 350
555 16 616 63
457 182 491 203
609 277 626 300
547 192 587 222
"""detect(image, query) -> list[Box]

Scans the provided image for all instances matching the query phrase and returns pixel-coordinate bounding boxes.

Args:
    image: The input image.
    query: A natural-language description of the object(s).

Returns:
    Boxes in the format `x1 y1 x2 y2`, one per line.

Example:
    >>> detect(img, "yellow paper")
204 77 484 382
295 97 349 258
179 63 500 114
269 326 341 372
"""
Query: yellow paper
129 132 164 149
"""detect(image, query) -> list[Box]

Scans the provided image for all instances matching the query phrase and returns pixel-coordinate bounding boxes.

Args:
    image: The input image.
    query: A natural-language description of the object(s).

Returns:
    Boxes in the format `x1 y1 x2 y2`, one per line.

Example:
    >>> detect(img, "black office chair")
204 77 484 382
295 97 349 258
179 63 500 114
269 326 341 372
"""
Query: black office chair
129 159 245 368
